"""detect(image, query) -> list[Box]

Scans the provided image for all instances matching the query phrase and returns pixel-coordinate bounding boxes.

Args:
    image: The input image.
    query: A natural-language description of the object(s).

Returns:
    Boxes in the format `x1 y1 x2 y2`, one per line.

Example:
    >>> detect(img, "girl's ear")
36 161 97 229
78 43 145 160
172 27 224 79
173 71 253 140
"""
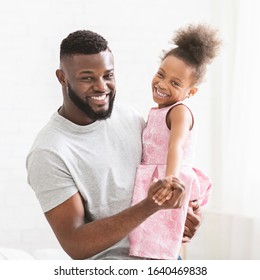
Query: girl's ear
56 69 66 86
188 87 198 97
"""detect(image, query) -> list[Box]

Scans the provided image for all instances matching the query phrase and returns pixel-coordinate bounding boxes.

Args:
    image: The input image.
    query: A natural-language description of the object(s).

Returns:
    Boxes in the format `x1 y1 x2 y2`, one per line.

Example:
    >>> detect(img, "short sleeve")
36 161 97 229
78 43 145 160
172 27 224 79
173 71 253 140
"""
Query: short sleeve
26 149 78 212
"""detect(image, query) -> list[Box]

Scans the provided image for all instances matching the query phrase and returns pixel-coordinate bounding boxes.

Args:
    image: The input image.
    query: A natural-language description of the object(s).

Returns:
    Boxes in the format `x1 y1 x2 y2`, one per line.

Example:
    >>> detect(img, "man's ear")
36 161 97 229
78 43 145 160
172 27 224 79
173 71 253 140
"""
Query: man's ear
56 69 66 86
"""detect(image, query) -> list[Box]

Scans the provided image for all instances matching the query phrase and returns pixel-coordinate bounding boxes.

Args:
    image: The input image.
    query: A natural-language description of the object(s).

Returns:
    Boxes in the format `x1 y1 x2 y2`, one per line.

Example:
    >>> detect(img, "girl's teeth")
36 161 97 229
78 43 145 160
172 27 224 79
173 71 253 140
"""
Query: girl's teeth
157 90 168 97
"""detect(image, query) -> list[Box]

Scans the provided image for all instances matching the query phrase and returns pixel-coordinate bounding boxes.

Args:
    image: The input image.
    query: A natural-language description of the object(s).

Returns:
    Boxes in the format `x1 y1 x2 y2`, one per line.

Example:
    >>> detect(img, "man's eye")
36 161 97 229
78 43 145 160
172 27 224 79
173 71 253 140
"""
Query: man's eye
106 72 114 79
82 77 92 81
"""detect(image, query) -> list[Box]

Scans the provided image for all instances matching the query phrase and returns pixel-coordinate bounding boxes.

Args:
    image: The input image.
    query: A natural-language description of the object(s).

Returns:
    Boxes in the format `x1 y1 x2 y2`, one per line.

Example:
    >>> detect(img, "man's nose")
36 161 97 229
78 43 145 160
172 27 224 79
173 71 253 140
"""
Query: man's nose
93 78 108 92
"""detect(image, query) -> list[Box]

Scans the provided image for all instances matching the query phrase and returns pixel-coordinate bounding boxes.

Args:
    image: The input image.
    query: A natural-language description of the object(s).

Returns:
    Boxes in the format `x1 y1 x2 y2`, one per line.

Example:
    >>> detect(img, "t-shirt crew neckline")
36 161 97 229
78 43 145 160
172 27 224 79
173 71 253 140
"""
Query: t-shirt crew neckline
51 111 104 134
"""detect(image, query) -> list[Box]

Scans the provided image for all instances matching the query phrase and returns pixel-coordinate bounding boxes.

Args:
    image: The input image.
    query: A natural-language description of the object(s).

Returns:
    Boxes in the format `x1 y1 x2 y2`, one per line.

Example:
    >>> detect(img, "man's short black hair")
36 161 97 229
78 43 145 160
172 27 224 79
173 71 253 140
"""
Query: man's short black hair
60 30 108 59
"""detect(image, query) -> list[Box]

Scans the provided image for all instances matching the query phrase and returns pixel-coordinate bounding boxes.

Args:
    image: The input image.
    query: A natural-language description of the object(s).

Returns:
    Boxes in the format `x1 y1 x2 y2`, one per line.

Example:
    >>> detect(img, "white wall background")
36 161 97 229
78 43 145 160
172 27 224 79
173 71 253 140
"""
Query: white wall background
1 0 259 259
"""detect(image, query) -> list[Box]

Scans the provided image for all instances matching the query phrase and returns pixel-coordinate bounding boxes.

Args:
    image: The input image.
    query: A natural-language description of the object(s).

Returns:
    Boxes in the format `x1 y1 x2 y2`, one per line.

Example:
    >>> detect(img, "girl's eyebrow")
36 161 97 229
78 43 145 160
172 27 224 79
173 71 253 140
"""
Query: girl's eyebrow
159 67 183 84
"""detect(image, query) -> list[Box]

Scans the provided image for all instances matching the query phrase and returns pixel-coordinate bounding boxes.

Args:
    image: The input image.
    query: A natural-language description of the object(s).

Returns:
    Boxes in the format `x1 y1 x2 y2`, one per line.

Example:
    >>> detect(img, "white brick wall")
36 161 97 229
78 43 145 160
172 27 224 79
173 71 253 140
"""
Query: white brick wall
0 0 214 255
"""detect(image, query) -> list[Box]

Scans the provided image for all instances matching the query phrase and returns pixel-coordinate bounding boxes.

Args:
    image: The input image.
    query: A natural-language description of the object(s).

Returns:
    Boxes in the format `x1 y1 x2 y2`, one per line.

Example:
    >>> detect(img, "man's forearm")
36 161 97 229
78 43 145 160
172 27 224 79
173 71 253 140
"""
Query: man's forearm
46 177 178 259
46 194 158 259
69 199 158 259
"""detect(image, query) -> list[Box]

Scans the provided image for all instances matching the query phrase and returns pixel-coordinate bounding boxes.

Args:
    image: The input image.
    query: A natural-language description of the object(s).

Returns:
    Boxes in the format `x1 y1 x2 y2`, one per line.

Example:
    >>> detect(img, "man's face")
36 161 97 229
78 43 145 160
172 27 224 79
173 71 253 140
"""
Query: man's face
59 50 116 124
67 80 115 121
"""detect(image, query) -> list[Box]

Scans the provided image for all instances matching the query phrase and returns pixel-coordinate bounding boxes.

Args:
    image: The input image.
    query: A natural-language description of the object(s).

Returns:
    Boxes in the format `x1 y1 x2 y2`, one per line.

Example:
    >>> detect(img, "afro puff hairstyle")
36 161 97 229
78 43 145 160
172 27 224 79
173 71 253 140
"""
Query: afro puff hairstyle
163 23 222 85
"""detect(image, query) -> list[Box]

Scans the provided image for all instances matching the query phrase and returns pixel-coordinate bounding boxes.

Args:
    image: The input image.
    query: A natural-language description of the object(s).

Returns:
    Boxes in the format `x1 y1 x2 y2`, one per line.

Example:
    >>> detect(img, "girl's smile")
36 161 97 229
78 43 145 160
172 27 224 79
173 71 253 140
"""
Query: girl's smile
153 85 170 99
151 55 197 108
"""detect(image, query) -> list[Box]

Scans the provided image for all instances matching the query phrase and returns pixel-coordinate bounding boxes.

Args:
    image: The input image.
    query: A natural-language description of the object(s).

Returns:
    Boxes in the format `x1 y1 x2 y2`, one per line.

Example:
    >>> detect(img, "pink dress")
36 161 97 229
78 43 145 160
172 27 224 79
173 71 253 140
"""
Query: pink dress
129 101 212 259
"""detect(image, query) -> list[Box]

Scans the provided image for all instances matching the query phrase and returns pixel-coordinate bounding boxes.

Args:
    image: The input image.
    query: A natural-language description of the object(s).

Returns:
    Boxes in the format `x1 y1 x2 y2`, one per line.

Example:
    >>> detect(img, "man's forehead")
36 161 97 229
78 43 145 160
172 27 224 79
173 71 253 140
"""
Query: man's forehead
61 50 113 64
60 51 114 73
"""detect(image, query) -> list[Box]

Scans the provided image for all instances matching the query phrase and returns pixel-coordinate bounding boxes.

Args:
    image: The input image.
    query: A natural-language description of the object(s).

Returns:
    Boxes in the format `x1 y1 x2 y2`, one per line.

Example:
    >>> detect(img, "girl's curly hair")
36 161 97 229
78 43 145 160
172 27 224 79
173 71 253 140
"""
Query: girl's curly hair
163 23 222 85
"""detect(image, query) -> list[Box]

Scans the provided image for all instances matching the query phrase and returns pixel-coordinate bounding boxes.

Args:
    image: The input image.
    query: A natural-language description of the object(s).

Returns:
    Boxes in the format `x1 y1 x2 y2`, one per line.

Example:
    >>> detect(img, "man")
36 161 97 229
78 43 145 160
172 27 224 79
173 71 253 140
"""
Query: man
26 30 201 260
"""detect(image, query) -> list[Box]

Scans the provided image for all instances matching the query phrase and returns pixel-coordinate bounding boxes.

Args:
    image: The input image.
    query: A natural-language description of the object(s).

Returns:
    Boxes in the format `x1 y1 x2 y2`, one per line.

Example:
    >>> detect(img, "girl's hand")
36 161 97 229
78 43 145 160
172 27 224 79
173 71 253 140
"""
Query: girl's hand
153 186 173 205
152 177 186 208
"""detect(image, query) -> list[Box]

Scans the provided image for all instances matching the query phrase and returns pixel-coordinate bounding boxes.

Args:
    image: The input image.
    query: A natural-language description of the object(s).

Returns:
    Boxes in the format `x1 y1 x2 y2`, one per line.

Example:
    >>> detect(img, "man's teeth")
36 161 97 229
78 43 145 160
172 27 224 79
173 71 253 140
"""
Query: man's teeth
91 95 107 100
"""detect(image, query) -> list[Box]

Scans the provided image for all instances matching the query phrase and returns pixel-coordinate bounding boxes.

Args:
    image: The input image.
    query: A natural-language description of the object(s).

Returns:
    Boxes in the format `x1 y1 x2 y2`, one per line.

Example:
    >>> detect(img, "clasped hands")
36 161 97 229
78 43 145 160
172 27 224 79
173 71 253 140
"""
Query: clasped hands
149 176 186 208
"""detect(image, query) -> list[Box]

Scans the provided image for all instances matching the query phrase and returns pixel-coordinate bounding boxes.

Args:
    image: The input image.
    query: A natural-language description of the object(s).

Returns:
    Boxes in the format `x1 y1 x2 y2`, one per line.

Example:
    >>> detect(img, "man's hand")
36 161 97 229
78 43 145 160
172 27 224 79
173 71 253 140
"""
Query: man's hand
182 200 201 243
147 176 186 209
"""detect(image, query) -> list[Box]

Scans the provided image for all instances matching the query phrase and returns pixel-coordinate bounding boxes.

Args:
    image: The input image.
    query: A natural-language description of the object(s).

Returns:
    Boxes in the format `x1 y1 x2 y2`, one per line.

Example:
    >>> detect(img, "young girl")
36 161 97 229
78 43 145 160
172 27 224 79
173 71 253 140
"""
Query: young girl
129 23 221 259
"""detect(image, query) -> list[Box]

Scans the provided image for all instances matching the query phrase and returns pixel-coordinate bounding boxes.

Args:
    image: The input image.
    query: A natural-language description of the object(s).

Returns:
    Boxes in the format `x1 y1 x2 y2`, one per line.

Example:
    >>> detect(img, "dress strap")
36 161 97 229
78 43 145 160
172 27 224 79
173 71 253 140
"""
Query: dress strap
165 101 194 130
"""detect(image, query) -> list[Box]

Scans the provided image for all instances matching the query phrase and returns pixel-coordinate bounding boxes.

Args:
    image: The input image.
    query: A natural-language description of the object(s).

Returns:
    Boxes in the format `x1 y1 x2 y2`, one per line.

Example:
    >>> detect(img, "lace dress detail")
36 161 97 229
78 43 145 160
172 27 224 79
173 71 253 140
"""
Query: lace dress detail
129 101 212 259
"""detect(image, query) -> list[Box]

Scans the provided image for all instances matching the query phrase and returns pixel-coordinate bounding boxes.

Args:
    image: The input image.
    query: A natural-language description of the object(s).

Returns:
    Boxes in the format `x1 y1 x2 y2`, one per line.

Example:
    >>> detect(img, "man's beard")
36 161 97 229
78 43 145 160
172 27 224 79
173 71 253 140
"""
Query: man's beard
67 83 115 121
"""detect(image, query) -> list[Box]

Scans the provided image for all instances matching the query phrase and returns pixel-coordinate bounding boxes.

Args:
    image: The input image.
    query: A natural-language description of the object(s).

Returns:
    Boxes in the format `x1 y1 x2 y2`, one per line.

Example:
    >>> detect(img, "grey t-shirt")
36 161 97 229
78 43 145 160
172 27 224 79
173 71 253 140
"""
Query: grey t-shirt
26 103 145 259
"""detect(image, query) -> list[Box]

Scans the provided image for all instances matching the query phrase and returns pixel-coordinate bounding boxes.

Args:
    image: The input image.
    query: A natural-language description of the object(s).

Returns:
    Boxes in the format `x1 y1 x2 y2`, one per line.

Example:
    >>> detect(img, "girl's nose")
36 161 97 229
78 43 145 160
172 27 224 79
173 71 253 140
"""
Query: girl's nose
157 80 167 90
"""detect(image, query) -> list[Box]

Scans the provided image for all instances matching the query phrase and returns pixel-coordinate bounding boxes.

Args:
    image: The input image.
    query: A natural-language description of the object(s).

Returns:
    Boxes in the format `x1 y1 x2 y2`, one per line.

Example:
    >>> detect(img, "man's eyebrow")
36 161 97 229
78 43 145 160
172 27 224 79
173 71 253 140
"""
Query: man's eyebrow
105 68 114 72
79 68 114 74
79 70 94 74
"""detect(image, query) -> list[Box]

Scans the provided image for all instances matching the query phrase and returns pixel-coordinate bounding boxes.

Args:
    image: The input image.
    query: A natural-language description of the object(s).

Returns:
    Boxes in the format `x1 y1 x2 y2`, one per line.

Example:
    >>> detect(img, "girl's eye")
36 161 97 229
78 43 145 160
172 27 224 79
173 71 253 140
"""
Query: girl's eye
171 81 180 87
156 72 163 78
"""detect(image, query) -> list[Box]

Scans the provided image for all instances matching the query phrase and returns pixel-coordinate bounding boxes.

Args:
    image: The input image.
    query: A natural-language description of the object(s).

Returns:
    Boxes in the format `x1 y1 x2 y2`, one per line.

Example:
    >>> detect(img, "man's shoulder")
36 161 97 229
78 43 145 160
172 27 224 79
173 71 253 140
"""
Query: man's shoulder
28 112 66 153
113 103 145 122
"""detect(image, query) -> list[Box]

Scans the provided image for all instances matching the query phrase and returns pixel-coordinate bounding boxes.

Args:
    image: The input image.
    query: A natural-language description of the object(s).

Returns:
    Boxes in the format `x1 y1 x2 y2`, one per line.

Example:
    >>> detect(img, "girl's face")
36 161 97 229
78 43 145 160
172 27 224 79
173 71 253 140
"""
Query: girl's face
151 55 197 108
